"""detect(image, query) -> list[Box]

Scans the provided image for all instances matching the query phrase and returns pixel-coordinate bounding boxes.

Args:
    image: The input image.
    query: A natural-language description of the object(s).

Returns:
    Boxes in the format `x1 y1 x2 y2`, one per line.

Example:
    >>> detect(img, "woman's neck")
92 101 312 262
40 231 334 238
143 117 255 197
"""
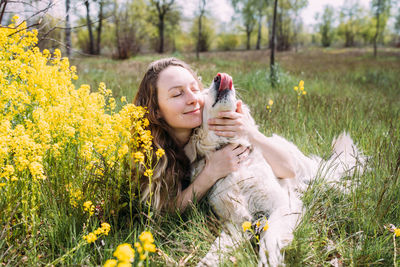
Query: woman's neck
173 129 192 148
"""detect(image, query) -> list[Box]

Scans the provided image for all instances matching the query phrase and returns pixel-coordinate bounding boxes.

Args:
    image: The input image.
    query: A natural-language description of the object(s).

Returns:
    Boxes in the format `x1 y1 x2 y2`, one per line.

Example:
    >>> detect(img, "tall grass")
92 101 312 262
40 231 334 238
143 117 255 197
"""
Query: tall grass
2 23 400 266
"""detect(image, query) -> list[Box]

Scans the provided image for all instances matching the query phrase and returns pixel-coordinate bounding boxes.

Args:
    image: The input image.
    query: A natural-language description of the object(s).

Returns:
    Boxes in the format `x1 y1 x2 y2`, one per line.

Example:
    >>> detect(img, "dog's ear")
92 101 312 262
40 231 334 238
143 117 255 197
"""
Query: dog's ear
184 137 197 163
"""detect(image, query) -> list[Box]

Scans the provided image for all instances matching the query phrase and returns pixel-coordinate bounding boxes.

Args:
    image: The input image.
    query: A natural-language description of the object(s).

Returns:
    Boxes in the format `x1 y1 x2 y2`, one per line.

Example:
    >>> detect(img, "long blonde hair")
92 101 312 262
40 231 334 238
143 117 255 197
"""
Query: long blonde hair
133 57 202 212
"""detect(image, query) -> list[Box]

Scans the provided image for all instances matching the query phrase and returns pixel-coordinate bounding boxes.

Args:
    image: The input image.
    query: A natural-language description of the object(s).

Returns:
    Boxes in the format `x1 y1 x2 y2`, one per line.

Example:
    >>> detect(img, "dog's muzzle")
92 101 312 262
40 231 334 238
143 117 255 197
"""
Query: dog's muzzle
212 73 234 107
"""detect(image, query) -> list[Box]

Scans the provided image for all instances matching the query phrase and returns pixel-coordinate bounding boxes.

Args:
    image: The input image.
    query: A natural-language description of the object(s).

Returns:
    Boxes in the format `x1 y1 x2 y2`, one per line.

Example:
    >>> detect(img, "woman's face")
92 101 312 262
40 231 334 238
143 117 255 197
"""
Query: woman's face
157 66 204 135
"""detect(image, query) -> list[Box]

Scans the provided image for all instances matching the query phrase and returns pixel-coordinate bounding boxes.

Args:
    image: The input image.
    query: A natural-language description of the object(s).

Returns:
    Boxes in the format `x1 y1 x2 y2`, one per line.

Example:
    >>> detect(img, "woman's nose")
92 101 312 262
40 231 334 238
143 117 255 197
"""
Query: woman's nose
186 89 199 104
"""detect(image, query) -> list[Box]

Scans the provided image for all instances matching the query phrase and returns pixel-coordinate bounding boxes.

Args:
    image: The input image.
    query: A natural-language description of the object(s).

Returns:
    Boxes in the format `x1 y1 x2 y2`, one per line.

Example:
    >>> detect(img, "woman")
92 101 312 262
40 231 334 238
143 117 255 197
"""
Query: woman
134 57 295 213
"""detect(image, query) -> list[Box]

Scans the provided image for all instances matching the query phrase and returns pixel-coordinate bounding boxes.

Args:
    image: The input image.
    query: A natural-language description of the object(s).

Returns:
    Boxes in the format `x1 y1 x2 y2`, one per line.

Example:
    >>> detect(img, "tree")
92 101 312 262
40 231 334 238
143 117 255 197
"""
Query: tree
149 0 177 53
113 0 148 59
291 0 307 52
270 0 278 87
255 0 268 50
395 7 400 46
65 0 72 57
84 0 95 54
231 0 257 50
371 0 391 57
95 0 106 55
191 16 214 53
337 1 364 47
196 0 207 59
317 5 335 47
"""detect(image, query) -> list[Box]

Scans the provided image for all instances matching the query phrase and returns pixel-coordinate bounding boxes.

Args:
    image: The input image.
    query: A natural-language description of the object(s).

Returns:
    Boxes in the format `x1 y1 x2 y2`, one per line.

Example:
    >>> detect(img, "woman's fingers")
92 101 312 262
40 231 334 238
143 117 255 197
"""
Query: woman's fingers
214 131 235 137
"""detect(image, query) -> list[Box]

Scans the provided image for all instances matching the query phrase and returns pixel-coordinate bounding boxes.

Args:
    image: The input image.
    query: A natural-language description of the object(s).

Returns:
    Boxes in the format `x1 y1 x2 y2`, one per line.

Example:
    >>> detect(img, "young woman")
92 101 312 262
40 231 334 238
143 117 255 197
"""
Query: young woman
134 57 295 213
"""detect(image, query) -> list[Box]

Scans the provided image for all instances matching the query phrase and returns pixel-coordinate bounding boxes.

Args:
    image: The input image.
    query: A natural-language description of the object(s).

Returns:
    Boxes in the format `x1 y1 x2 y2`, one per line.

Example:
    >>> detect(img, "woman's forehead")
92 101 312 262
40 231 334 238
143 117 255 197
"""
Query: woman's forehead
158 66 198 90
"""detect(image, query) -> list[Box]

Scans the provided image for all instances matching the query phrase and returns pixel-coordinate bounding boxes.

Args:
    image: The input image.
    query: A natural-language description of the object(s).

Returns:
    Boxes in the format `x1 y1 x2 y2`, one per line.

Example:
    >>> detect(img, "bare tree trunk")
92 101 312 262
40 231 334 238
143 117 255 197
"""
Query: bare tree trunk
0 1 7 25
84 0 95 54
373 0 382 58
196 15 201 59
196 0 206 60
96 0 103 55
270 0 278 87
246 28 251 50
65 0 71 57
256 12 262 50
158 13 165 53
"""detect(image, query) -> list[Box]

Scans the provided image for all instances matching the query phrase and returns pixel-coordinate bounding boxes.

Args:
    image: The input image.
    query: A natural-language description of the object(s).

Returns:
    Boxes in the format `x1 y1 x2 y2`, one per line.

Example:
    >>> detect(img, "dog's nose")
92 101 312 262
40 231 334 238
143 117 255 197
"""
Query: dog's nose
214 75 221 90
216 73 233 91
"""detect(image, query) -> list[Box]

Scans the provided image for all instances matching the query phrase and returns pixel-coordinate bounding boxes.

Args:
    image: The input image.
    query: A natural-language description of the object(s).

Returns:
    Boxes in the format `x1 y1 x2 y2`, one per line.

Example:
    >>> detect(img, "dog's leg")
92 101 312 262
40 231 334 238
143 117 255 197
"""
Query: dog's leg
258 207 301 267
197 223 243 267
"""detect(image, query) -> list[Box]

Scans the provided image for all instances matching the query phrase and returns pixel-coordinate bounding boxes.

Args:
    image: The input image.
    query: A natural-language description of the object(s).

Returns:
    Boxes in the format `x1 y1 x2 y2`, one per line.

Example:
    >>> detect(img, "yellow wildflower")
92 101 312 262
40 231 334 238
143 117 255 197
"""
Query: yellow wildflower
268 99 274 106
395 228 400 237
242 221 252 232
263 221 269 231
143 242 156 253
113 243 135 263
103 259 117 267
144 169 153 177
116 262 132 267
156 148 165 158
134 242 143 254
133 152 145 163
83 201 95 216
83 233 97 243
139 231 154 244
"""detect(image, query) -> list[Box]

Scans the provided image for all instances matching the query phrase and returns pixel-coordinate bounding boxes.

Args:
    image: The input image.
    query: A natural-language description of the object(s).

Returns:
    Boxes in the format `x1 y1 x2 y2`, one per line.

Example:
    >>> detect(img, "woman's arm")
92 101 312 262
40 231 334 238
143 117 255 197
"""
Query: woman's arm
175 144 248 212
208 101 296 179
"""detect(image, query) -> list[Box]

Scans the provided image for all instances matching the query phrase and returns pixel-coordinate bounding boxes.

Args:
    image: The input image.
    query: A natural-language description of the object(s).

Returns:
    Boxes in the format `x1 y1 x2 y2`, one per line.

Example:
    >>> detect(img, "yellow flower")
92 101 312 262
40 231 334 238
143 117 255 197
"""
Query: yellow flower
395 228 400 237
101 222 111 235
134 242 143 254
294 86 298 91
263 221 269 231
83 200 95 215
242 221 252 232
139 254 147 260
83 233 97 243
156 148 165 158
268 99 274 106
143 242 156 253
113 243 135 263
116 262 132 267
144 169 153 177
0 183 6 187
133 152 145 163
103 259 117 267
139 231 154 244
256 221 261 228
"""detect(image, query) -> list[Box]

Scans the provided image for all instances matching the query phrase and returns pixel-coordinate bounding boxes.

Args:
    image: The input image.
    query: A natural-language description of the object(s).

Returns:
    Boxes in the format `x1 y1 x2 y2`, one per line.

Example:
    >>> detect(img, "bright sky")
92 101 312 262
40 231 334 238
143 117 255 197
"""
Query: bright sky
11 0 372 31
181 0 371 28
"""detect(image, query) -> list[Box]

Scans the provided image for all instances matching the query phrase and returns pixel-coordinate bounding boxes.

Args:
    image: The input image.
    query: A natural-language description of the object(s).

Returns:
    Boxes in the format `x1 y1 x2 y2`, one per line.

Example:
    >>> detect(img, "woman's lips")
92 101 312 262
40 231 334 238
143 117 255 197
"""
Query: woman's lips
184 108 200 114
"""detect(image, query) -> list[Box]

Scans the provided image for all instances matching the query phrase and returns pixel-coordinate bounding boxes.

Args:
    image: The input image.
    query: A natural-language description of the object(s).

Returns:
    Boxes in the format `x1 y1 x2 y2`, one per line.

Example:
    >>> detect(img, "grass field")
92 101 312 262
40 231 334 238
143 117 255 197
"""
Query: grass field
2 46 400 266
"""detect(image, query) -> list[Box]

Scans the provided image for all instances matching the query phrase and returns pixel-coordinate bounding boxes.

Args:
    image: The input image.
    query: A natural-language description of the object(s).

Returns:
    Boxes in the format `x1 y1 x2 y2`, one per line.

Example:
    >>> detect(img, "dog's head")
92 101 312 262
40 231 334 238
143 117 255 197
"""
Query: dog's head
185 73 254 163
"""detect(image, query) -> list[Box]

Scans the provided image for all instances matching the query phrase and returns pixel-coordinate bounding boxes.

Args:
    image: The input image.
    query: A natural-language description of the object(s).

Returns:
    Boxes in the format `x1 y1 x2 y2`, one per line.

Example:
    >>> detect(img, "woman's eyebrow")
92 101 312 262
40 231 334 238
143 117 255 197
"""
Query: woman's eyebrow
168 85 183 91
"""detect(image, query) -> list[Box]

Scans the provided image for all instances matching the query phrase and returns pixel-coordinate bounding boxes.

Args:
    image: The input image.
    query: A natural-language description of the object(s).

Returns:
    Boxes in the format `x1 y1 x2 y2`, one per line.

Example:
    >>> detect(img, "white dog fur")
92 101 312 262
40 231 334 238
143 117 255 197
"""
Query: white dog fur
184 74 366 267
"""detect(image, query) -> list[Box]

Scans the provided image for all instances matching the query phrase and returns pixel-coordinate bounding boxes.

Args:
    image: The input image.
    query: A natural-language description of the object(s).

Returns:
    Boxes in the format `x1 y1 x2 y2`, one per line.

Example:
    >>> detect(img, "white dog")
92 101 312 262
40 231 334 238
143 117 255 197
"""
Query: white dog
184 73 366 267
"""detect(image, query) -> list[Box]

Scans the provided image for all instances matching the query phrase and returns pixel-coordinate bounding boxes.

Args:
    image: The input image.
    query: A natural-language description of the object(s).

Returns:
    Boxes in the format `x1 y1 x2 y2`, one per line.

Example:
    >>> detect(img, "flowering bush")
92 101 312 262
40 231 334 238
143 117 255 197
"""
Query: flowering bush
0 16 163 264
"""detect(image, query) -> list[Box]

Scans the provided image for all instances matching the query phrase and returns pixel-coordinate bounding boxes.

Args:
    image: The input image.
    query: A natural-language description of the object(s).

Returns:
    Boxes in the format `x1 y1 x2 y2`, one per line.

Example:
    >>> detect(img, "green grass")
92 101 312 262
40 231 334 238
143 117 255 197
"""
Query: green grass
3 47 400 266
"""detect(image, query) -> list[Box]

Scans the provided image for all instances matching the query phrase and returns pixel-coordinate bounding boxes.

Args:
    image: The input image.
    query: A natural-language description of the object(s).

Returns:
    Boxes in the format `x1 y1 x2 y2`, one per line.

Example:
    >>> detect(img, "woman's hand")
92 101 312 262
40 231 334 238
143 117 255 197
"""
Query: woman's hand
207 100 255 139
204 143 249 183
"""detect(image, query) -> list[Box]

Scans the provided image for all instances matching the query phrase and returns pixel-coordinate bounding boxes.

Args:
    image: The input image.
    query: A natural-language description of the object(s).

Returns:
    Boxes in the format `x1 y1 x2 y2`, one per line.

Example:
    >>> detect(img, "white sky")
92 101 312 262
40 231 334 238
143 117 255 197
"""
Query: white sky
186 0 371 26
8 0 374 31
